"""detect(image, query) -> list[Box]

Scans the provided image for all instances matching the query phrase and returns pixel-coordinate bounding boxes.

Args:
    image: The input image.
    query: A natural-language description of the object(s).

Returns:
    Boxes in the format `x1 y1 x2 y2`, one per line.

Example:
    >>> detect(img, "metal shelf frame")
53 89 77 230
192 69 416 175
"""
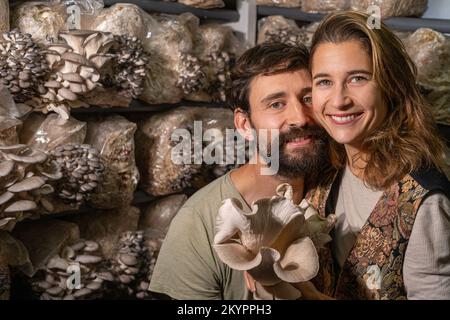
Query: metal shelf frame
257 5 450 33
71 100 228 114
103 0 240 22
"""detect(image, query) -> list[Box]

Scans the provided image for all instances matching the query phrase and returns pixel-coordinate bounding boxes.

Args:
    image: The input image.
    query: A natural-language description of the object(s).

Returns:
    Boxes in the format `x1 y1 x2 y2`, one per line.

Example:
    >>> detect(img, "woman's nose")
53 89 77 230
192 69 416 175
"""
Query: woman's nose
330 85 352 110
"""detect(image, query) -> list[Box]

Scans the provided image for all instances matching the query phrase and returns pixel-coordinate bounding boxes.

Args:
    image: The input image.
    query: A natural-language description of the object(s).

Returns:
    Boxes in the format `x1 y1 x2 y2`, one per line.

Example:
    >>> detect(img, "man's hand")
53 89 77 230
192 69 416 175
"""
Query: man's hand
244 271 334 300
244 270 257 293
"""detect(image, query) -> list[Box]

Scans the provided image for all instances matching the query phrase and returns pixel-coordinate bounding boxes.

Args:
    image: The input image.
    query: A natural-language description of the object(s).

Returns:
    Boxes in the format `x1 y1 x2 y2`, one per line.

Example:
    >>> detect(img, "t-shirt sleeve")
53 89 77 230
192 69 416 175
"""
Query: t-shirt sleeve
403 191 450 300
149 205 222 300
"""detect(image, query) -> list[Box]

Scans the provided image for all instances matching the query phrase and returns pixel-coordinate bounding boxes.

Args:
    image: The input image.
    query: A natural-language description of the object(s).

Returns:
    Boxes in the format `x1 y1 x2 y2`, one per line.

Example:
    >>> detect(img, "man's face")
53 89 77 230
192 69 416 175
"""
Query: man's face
246 69 329 178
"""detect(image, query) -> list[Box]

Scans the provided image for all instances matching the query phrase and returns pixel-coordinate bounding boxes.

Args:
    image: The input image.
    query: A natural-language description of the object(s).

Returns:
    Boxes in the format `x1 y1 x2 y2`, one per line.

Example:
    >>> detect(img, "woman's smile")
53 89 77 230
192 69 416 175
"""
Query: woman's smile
327 112 364 125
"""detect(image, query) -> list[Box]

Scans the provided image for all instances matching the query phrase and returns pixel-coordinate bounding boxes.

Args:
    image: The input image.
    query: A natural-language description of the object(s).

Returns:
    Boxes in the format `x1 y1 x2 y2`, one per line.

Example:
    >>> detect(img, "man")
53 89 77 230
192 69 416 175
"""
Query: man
149 42 329 300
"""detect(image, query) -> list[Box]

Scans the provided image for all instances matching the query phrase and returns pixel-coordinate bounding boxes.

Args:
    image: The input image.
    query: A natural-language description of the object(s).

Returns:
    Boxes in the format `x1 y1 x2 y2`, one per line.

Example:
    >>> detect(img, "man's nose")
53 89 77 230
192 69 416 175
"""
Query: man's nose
286 101 313 127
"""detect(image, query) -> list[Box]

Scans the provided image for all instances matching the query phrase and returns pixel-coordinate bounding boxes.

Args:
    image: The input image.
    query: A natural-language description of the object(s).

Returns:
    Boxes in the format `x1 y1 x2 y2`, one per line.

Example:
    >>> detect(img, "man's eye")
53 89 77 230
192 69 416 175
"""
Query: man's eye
270 102 285 109
317 79 332 86
303 96 312 105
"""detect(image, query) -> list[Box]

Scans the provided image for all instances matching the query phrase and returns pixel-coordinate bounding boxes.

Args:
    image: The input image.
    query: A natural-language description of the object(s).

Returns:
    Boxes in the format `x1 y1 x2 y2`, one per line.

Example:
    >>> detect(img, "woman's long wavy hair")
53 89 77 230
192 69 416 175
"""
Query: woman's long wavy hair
310 11 448 190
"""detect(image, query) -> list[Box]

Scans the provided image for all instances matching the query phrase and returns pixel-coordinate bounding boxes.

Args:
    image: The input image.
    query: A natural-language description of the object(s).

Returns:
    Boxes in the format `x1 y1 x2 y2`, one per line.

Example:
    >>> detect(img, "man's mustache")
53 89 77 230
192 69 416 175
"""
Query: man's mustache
278 125 328 146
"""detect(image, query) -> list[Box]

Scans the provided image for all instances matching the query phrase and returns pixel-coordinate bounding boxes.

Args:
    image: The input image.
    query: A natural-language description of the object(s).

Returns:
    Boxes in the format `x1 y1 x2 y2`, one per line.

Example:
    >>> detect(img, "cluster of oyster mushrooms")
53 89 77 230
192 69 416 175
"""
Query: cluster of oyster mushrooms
214 183 336 300
0 144 63 231
109 231 153 299
104 35 149 99
0 29 50 103
177 52 206 96
0 28 149 119
34 30 115 118
205 51 234 102
31 239 109 300
47 143 104 207
263 27 309 47
29 230 159 300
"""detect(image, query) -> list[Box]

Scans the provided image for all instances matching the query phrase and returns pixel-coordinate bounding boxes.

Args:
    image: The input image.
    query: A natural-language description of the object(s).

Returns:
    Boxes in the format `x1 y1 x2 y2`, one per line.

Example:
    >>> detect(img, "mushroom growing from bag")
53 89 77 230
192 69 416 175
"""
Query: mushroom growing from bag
213 183 336 296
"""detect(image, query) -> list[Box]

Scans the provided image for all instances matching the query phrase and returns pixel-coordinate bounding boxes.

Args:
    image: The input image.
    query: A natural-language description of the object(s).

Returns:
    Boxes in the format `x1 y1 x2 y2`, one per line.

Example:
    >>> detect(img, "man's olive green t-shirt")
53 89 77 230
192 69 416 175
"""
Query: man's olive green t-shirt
149 171 251 300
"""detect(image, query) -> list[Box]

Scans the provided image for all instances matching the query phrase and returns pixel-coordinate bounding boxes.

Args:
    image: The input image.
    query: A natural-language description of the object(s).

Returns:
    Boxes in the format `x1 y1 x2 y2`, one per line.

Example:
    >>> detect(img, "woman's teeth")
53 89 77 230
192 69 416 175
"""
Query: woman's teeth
330 114 359 123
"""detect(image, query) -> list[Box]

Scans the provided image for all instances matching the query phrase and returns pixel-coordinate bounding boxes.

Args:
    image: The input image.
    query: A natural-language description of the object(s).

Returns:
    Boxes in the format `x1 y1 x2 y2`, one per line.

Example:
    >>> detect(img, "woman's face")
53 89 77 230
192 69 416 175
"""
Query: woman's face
311 40 387 149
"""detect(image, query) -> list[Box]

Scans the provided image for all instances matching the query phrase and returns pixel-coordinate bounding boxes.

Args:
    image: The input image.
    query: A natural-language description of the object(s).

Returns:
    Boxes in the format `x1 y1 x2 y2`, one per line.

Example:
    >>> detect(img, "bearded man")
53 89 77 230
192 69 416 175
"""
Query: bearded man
149 42 330 300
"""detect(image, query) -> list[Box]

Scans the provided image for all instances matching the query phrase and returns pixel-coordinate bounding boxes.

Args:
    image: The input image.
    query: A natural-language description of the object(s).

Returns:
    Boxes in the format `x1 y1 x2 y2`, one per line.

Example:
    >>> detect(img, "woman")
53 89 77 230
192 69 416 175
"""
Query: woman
306 11 450 300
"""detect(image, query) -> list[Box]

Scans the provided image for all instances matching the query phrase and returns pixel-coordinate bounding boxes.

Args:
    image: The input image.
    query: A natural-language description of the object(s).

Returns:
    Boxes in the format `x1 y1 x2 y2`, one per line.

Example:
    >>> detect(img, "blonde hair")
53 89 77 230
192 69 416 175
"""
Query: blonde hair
310 11 447 190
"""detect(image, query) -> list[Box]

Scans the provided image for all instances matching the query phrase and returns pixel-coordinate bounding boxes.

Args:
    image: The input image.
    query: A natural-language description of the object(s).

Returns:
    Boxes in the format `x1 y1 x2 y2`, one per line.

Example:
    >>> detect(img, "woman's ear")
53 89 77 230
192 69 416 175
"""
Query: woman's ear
234 108 254 141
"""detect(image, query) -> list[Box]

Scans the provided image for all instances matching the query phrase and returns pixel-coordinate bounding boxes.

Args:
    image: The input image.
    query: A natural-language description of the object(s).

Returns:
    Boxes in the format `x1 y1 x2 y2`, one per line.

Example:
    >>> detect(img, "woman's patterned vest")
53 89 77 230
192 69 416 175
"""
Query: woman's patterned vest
306 167 450 300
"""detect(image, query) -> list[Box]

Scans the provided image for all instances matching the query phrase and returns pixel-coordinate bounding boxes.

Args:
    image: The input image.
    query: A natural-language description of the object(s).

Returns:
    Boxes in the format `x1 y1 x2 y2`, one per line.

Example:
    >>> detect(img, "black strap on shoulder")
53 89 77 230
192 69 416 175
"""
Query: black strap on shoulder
410 166 450 199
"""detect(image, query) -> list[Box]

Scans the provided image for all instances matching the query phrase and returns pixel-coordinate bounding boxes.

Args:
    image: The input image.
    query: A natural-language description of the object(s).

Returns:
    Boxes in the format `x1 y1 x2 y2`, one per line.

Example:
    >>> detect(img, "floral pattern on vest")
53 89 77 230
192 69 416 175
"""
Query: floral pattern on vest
307 172 430 300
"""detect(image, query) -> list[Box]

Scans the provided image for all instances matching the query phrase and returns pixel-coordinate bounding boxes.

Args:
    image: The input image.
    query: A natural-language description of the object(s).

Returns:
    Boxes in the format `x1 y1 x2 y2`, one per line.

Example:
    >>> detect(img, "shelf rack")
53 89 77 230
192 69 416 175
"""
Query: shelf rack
103 0 240 22
71 100 227 114
257 5 450 33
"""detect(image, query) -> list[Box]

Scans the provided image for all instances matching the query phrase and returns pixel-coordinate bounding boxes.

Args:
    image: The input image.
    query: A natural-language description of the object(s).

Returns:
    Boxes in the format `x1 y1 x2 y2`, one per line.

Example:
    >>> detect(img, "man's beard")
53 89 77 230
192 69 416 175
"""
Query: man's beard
260 124 330 179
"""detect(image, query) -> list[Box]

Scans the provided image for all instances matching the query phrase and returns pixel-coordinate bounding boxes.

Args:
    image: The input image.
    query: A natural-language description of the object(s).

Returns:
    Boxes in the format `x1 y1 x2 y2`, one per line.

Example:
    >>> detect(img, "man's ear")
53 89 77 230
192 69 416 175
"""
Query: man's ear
234 108 254 141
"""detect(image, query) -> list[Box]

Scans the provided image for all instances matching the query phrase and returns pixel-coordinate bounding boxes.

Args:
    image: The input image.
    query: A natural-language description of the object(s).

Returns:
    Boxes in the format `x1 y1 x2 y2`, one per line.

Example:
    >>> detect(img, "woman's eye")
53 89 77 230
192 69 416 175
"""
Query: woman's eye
270 102 285 110
316 79 332 86
303 96 312 105
349 76 367 84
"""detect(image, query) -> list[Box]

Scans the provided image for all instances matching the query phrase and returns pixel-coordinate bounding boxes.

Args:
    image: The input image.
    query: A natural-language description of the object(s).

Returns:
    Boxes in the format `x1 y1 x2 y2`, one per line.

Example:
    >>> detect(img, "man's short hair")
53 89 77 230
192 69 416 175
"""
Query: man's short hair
227 42 310 112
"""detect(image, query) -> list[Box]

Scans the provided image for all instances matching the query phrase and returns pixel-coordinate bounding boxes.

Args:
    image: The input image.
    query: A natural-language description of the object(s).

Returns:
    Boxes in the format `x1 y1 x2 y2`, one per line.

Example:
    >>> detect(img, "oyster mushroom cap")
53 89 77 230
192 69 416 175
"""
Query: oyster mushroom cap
214 197 304 253
61 52 90 67
89 54 112 70
45 52 62 69
69 83 88 94
8 176 46 193
37 184 55 195
79 66 95 79
41 90 57 102
38 161 63 180
47 44 72 55
0 144 28 152
46 104 70 121
0 160 14 177
60 31 92 55
61 73 84 83
40 198 55 212
247 247 281 286
276 183 293 200
0 217 16 229
273 237 319 283
46 255 70 271
59 59 81 75
4 200 37 212
0 191 14 205
83 32 114 59
5 149 47 164
57 87 78 101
